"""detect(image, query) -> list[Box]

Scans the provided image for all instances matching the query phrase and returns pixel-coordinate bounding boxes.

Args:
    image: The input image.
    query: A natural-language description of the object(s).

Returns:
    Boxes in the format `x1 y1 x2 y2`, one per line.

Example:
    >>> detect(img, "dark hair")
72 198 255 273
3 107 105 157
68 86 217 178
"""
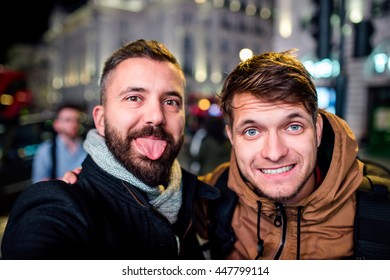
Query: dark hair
219 49 318 126
54 102 84 117
99 39 185 104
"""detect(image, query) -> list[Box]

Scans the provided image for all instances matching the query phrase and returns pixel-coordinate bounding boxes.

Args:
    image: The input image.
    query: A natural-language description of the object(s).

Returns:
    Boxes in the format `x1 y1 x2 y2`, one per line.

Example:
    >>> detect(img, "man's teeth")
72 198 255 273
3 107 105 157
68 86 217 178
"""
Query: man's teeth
261 165 293 175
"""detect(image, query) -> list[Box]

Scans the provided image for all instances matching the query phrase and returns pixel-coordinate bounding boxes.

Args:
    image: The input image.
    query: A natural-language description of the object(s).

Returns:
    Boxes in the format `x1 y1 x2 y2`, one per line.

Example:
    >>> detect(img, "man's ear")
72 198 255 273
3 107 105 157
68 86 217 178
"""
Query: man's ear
316 113 323 148
93 105 105 136
225 124 233 145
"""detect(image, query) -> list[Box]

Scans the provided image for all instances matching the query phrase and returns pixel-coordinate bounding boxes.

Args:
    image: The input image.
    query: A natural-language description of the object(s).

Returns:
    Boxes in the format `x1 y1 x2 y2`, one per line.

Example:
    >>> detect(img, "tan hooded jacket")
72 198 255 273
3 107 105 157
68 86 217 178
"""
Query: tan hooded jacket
201 110 364 259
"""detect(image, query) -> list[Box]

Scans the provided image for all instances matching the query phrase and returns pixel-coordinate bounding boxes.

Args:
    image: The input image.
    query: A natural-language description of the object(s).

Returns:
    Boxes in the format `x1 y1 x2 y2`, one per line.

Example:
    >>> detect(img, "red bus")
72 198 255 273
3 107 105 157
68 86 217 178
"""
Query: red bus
0 69 32 122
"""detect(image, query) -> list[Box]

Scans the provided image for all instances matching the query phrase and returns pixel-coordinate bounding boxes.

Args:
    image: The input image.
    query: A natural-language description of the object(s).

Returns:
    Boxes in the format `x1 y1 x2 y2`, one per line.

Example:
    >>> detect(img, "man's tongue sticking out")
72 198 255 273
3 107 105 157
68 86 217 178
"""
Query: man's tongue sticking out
134 137 167 160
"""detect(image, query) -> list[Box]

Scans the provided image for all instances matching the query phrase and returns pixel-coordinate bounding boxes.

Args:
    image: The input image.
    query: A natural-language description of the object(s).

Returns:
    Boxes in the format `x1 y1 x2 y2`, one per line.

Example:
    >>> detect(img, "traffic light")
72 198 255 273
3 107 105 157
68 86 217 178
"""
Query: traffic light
353 20 374 57
310 0 333 60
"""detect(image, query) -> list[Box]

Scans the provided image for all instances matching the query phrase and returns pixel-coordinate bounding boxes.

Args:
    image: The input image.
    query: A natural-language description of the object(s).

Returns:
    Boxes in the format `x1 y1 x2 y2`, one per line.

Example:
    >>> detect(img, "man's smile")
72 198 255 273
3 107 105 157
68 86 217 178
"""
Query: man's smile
260 164 294 175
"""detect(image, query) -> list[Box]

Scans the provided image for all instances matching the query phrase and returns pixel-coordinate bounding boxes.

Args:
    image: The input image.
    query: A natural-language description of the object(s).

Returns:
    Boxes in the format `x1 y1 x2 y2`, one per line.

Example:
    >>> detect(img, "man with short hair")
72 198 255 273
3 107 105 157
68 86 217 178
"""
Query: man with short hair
32 103 87 183
201 49 390 260
1 39 218 260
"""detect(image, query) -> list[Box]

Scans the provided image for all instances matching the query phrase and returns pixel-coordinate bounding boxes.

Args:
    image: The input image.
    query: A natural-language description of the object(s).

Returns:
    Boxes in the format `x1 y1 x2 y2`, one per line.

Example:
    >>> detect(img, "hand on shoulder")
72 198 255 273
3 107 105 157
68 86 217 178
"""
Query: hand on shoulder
61 167 82 184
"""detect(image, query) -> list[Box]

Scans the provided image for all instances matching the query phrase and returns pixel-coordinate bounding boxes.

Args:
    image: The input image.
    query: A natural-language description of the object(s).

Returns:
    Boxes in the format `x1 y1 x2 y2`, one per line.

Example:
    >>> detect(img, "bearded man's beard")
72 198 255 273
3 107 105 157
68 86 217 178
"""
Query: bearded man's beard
105 123 184 187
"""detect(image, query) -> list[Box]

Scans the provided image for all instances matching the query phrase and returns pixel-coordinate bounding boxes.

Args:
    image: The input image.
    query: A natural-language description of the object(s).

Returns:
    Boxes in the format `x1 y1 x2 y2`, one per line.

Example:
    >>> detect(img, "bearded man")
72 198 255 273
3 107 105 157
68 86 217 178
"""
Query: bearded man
1 39 218 260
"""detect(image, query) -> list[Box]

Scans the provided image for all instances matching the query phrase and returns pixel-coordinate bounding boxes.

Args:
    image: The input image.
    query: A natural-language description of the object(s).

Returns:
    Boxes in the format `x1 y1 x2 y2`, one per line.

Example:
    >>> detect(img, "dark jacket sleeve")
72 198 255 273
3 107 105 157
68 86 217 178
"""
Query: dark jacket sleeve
1 181 89 259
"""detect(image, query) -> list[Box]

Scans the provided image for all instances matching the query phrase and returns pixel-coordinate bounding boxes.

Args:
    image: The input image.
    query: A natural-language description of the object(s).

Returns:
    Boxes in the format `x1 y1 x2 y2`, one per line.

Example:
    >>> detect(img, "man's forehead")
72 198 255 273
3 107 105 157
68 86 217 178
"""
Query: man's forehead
230 93 311 122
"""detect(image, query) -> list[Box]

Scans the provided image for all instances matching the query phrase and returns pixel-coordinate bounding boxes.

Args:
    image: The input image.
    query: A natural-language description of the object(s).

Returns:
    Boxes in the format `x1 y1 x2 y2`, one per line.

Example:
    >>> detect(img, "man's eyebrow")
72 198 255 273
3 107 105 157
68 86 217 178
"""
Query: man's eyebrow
286 112 310 121
234 119 256 132
118 87 183 102
287 112 304 118
238 119 256 126
119 87 145 95
236 112 308 127
166 90 183 100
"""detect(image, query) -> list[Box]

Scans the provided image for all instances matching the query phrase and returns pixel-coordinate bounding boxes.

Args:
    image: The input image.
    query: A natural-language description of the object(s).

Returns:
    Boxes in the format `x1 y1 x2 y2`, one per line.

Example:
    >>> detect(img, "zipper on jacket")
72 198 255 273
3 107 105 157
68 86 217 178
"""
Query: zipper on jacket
149 204 181 257
122 181 181 257
273 203 287 259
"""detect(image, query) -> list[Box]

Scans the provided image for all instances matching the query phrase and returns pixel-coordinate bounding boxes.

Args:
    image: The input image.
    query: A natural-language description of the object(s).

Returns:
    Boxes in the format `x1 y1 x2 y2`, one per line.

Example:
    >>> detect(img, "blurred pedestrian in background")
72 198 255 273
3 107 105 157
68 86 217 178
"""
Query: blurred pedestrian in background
31 103 87 183
190 117 231 175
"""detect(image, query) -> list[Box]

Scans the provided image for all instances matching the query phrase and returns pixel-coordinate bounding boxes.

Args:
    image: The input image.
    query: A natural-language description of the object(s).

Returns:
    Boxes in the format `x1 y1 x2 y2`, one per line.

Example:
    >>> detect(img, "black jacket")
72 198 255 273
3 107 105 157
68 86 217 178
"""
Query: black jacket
1 155 218 260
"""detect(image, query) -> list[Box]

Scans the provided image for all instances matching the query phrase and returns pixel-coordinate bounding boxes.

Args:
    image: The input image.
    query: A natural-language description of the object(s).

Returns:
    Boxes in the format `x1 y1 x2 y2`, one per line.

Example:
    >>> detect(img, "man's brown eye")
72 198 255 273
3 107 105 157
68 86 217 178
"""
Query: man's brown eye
128 96 140 102
164 100 180 107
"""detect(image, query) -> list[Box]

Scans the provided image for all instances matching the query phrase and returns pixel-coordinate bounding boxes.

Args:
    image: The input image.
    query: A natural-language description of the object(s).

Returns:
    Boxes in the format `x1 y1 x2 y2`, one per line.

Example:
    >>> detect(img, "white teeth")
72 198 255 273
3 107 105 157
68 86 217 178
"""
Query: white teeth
261 165 293 175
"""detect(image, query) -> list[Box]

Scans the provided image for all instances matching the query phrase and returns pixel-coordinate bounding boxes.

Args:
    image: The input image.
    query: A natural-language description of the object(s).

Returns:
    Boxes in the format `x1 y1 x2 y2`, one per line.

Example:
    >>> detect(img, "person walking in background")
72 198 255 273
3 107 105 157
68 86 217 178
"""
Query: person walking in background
190 117 231 175
31 103 87 183
1 39 217 260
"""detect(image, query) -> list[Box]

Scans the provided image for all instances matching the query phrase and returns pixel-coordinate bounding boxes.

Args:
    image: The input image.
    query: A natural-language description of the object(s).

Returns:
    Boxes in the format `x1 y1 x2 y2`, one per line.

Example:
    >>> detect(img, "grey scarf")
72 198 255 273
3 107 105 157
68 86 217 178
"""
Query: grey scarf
83 129 183 224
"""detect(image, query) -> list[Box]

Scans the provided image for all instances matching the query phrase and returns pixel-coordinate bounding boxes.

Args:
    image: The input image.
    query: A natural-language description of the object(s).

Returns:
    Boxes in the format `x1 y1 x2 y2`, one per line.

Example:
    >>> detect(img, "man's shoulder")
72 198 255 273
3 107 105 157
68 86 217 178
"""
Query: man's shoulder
35 139 54 153
354 159 390 259
13 180 87 212
359 159 390 191
198 162 230 186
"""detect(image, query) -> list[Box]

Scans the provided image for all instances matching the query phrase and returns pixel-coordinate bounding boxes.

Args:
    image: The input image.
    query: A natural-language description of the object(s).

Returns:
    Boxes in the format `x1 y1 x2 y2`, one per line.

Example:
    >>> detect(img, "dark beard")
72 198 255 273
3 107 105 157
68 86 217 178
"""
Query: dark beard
104 123 184 187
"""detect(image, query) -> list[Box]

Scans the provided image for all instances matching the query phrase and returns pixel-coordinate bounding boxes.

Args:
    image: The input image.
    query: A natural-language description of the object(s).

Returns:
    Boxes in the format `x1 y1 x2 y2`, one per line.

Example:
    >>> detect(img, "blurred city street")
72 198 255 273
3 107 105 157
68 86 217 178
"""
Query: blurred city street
1 0 390 260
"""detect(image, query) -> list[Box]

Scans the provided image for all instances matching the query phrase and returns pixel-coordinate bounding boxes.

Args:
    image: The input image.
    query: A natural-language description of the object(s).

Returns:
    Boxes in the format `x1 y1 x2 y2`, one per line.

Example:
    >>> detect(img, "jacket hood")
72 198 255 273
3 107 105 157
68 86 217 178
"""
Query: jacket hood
303 110 363 219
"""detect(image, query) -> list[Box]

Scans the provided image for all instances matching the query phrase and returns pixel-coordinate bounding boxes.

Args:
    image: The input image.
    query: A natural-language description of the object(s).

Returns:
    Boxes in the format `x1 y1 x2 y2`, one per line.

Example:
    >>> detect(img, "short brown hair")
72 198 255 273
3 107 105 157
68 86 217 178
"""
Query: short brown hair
219 49 318 126
99 39 185 104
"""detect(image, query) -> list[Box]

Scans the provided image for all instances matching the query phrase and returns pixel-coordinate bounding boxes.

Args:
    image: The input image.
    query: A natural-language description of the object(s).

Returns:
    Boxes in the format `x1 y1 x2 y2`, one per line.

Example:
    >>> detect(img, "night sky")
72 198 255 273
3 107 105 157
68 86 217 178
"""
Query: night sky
0 0 87 64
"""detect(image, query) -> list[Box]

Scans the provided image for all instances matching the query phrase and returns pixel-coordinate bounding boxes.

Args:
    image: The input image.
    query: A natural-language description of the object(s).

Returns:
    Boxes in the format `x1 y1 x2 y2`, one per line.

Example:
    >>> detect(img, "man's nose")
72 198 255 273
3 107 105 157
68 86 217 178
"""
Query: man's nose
144 101 165 125
260 132 288 161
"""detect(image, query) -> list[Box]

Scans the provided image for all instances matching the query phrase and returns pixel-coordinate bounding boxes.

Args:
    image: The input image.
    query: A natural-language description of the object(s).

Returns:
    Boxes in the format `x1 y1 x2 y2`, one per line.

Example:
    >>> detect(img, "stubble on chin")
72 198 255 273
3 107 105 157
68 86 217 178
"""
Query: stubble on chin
240 168 314 204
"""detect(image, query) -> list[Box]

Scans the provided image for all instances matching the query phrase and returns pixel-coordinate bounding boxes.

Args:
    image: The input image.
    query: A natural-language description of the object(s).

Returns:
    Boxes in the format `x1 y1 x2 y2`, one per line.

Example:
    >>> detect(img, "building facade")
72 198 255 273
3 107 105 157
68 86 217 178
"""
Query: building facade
44 0 273 114
43 0 390 159
272 0 390 158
